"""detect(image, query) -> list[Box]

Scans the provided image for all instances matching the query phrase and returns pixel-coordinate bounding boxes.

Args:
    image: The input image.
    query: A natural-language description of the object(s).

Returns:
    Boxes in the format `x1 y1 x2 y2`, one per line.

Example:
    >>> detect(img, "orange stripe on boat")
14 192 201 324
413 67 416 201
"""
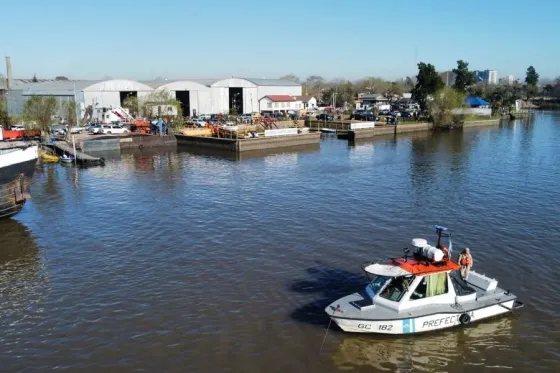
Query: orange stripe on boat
393 258 460 275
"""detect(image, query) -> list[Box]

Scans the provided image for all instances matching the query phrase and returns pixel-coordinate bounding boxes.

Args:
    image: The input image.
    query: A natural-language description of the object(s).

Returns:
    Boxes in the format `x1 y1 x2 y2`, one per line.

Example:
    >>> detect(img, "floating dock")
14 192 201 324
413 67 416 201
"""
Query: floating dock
175 132 320 153
48 141 105 166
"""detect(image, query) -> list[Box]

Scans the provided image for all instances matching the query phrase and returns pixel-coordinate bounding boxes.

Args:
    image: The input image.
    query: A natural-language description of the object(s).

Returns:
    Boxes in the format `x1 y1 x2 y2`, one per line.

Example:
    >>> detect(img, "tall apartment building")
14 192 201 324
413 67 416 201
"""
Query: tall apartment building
439 71 456 87
474 70 498 85
498 75 514 85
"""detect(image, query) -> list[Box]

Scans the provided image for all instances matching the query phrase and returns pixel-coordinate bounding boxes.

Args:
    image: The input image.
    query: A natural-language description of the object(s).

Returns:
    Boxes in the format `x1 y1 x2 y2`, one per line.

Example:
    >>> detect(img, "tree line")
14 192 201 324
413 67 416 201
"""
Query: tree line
281 62 550 113
280 74 415 107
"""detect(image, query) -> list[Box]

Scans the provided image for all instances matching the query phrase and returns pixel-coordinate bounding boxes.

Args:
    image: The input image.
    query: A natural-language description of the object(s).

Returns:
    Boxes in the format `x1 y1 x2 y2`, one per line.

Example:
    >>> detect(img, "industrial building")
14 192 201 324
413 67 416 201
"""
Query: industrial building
7 79 153 118
149 78 302 116
6 77 302 118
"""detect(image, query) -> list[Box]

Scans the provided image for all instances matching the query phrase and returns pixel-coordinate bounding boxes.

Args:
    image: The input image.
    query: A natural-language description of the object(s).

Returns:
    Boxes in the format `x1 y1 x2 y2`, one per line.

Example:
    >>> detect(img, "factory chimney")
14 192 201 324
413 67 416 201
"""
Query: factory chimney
5 56 12 89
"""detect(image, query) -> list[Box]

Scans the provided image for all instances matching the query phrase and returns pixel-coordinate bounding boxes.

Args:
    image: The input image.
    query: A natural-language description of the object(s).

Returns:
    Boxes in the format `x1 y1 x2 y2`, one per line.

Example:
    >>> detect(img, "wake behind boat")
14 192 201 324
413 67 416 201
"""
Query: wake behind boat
325 225 523 334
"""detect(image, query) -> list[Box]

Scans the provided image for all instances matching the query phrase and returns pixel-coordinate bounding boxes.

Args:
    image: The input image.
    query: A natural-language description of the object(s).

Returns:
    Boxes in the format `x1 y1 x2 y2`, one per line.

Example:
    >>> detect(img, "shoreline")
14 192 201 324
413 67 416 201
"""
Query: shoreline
348 118 503 140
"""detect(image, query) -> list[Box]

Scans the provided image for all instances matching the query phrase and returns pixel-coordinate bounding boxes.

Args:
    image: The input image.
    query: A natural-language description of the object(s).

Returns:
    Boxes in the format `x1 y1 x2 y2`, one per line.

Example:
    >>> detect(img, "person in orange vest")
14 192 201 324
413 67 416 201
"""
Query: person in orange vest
458 248 473 280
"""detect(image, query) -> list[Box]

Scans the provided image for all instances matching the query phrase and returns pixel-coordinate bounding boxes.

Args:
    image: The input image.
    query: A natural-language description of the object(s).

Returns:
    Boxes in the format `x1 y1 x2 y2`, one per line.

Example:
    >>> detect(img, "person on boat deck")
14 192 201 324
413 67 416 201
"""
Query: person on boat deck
458 248 473 280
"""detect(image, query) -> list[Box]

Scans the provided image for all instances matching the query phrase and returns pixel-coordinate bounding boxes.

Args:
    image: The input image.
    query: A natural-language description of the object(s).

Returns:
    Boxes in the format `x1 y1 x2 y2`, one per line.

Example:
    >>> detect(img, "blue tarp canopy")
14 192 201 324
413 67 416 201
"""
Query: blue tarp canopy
465 96 489 106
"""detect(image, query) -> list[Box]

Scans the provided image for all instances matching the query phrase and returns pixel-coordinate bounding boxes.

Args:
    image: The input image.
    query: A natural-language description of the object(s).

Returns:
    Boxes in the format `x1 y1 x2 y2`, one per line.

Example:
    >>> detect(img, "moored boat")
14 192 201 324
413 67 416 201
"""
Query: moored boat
325 225 523 334
41 152 59 163
60 154 75 163
0 144 39 218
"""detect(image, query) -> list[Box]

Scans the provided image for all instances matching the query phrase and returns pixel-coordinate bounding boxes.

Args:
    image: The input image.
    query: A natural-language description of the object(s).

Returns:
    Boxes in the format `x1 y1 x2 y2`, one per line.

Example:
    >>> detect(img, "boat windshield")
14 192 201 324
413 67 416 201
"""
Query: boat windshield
369 275 391 295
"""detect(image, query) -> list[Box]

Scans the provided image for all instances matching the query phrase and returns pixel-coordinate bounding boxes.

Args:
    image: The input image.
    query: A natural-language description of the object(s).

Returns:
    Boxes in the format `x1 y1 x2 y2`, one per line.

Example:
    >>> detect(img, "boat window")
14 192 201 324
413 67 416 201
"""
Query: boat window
379 276 411 302
369 275 390 295
410 273 448 300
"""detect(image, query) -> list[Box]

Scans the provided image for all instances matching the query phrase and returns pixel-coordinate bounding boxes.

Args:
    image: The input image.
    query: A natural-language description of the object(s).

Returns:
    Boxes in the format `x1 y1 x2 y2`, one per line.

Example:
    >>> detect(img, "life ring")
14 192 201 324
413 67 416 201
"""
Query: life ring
459 313 471 325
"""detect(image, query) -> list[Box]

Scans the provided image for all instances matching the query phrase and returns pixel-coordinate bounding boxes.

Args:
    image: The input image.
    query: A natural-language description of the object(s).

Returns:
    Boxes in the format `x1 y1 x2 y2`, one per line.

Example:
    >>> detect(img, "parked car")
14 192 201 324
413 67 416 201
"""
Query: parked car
401 111 415 118
379 109 391 116
69 126 84 134
360 113 379 121
88 124 102 134
237 114 252 122
390 111 402 117
316 113 334 121
192 119 207 128
350 110 366 120
100 124 129 135
10 125 25 131
51 124 66 135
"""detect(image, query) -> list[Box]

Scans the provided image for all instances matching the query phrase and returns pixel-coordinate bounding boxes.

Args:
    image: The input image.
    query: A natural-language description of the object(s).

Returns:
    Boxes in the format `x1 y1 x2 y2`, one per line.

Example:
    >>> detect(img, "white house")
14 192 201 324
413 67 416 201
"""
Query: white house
259 95 303 113
294 95 317 111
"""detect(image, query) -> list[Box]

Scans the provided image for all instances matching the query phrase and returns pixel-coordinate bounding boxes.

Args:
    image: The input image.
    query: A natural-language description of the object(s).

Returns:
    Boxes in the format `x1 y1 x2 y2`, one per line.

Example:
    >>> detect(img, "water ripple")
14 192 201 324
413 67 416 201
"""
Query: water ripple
1 115 559 372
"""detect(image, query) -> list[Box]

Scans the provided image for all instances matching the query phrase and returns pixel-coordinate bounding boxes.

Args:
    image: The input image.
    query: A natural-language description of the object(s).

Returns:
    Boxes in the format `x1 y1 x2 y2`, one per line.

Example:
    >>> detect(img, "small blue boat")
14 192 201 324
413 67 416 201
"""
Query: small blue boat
60 154 75 163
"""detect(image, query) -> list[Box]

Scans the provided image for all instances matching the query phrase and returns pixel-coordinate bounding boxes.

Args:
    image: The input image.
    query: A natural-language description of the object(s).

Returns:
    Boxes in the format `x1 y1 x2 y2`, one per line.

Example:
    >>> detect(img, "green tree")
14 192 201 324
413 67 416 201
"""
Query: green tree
122 96 140 117
383 82 404 103
321 81 354 107
543 84 554 98
429 87 466 129
0 96 10 129
141 90 183 122
32 74 38 83
55 76 69 81
467 83 485 98
64 101 77 126
61 101 79 141
525 66 539 86
412 62 444 112
524 84 539 101
23 96 57 141
485 85 522 115
404 76 415 90
303 75 326 96
452 60 476 93
354 77 390 94
524 66 539 101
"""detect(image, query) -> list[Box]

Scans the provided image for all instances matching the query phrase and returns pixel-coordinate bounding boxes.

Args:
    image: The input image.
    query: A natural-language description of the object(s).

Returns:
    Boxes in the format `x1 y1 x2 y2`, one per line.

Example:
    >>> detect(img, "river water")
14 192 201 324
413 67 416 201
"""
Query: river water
1 113 560 372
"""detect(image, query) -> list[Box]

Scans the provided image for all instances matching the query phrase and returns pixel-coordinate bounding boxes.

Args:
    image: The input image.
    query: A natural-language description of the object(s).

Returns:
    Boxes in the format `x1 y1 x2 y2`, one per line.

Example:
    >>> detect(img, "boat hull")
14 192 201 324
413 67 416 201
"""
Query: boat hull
0 146 39 219
329 299 517 334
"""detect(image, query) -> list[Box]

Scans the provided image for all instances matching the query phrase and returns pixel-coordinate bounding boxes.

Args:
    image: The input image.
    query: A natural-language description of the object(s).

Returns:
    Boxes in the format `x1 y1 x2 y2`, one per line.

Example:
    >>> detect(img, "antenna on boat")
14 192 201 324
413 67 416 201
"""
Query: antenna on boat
433 225 452 253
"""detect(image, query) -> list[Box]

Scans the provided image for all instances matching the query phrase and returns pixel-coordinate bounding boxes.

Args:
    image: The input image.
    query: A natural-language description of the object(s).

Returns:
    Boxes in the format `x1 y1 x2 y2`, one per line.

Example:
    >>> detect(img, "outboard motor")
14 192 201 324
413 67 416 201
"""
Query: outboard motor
411 238 445 262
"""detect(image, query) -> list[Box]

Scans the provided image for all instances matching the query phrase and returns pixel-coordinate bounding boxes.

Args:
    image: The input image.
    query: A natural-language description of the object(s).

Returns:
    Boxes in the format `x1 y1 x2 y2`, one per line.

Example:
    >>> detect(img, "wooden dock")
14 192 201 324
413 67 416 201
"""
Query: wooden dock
49 141 105 166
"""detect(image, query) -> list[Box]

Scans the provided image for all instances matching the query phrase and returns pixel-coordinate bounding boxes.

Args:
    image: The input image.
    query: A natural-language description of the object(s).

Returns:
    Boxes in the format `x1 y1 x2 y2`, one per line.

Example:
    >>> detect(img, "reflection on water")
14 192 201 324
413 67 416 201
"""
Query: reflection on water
2 113 560 372
332 318 517 372
0 219 48 319
178 143 321 161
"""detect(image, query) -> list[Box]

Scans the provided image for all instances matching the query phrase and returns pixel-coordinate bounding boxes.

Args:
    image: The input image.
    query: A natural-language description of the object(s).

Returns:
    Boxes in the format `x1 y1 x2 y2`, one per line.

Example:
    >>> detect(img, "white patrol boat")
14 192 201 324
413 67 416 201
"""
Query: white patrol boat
325 226 523 334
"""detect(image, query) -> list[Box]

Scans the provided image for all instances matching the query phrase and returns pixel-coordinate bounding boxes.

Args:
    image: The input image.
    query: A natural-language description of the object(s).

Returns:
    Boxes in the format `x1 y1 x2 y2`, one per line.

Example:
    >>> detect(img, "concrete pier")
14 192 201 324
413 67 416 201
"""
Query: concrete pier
79 134 177 153
347 119 502 141
50 141 105 166
175 133 320 153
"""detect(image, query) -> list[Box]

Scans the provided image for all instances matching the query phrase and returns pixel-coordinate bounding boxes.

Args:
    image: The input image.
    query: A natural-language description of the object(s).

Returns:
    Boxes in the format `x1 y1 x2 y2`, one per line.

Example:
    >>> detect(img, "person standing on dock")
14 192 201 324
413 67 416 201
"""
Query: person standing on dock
458 248 473 280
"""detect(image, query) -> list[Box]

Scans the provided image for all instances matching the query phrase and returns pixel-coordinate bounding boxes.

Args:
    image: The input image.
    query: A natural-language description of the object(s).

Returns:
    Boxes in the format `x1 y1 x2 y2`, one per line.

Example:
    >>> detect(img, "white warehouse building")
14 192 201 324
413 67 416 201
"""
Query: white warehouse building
7 77 302 118
150 77 302 116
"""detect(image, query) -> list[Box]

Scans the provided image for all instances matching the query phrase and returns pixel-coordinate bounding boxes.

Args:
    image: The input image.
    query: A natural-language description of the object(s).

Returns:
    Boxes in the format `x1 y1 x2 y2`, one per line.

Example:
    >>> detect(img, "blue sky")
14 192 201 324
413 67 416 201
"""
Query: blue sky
2 0 559 82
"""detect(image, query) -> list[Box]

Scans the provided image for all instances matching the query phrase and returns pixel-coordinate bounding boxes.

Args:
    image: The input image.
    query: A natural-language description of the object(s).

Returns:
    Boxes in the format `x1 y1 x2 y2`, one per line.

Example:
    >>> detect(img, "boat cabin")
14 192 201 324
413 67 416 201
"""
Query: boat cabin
356 238 498 313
